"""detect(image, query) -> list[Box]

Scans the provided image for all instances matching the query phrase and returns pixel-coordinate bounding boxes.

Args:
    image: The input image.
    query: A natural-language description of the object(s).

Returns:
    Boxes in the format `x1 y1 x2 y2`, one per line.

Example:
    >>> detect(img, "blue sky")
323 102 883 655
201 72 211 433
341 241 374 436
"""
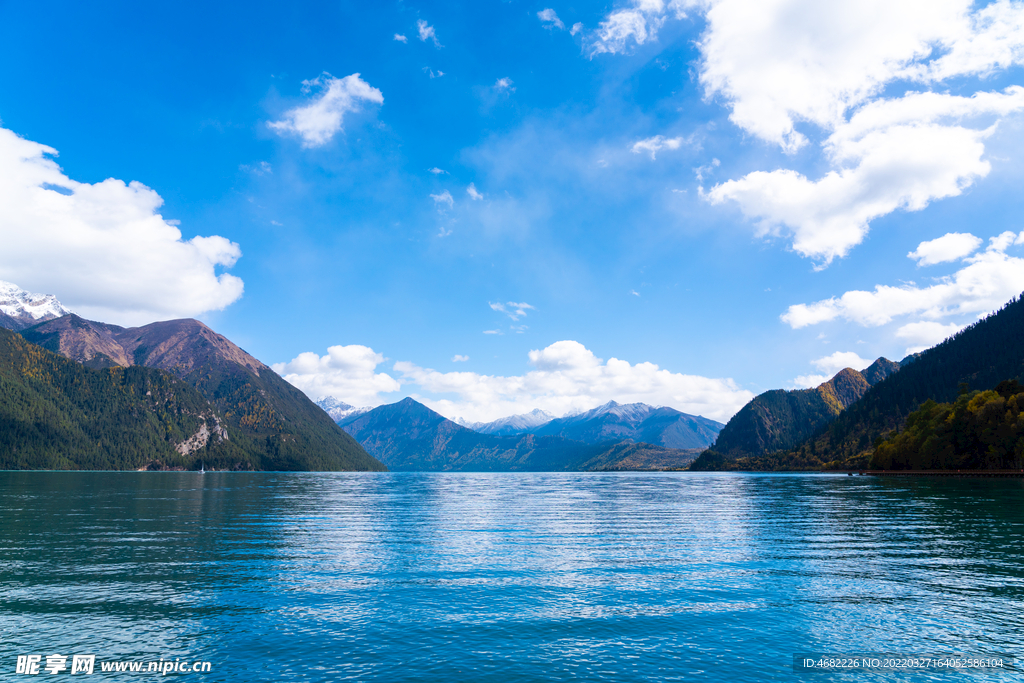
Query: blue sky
2 0 1024 422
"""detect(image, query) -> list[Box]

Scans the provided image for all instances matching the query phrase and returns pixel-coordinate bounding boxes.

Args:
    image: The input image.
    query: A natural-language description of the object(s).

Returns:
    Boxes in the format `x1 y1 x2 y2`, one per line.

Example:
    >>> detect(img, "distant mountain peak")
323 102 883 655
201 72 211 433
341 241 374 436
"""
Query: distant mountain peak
463 408 556 435
0 280 72 331
315 396 369 422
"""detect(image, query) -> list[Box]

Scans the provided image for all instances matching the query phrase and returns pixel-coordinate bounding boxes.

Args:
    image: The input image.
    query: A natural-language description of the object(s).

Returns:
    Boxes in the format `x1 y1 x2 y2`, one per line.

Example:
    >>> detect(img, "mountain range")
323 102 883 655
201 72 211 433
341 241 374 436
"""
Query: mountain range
531 401 723 448
460 408 555 435
0 283 383 471
336 398 702 471
693 292 1024 471
458 401 724 449
0 280 72 331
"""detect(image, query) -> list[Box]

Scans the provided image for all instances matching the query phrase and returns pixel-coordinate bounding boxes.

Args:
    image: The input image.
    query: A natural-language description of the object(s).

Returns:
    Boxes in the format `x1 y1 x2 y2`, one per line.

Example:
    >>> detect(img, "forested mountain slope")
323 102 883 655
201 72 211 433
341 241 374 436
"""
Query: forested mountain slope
18 315 383 471
695 358 899 465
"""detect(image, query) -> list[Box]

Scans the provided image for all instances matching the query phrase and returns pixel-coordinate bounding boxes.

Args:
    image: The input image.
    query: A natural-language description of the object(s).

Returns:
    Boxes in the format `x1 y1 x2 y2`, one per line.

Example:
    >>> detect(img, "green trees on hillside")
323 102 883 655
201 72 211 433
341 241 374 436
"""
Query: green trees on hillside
870 380 1024 470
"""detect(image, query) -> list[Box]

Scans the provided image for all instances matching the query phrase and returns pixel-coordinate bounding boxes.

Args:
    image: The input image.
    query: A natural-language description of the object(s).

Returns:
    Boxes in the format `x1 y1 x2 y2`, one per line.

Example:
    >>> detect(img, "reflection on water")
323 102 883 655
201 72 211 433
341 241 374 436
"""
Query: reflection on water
1 472 1022 681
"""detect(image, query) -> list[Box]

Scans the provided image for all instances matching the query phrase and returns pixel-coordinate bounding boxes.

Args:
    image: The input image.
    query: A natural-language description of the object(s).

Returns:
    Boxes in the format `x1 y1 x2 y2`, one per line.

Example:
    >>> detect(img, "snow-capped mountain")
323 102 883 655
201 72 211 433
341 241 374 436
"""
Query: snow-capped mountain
533 401 725 450
0 280 72 331
316 396 370 422
461 408 555 435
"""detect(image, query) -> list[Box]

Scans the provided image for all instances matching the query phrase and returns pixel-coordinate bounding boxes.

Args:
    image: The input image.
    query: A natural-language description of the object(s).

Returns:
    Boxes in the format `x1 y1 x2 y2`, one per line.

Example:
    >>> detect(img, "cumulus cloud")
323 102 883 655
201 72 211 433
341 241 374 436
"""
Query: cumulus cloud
394 33 408 43
268 73 383 148
430 190 454 210
490 301 534 320
811 351 872 375
789 350 873 388
706 87 1024 264
908 231 983 266
538 8 565 30
781 231 1024 328
428 167 448 175
571 22 583 36
277 340 753 422
272 345 402 407
467 183 484 200
396 340 754 422
600 0 1024 264
452 354 470 362
895 321 964 353
418 20 441 47
0 127 243 326
632 135 686 159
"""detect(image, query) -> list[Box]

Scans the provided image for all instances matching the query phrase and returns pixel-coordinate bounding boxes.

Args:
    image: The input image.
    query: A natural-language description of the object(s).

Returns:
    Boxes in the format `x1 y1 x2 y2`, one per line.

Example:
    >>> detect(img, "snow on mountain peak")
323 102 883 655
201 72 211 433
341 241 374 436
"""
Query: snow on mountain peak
315 396 369 422
464 408 556 434
0 280 72 328
576 400 664 424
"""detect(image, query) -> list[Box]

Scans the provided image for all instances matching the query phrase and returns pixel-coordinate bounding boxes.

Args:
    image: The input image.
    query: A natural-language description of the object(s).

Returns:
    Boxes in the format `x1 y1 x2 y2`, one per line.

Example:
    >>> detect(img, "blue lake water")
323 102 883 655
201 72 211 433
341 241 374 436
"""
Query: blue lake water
2 471 1023 681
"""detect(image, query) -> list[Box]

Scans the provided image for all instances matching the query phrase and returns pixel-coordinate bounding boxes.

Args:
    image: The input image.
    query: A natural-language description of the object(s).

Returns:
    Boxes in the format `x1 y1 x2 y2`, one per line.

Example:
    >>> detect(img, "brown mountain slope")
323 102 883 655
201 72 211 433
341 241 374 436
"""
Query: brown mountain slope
695 358 899 462
21 315 383 471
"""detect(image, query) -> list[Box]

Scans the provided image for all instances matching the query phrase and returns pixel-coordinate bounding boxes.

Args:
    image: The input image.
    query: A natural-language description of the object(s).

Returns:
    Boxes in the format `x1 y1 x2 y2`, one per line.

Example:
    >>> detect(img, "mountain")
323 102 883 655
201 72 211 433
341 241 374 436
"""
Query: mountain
461 409 555 435
0 280 72 331
20 314 384 471
783 293 1024 469
0 327 238 470
315 396 370 422
700 358 900 461
337 398 699 471
532 401 724 449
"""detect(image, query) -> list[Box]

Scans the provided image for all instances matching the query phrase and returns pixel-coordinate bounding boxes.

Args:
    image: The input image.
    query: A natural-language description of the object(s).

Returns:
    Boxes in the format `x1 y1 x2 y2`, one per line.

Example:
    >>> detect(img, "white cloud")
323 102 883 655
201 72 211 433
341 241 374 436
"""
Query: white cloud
789 350 872 388
483 329 503 335
418 19 441 47
268 72 383 148
571 22 583 36
588 0 691 56
490 301 534 320
272 345 401 407
782 231 1024 328
467 183 484 200
395 340 754 422
0 127 243 326
790 374 832 389
394 33 408 43
706 88 1024 265
811 351 872 375
631 135 686 159
895 320 964 353
452 354 470 362
608 0 1024 264
430 190 454 210
277 339 753 422
494 77 515 93
908 231 983 266
538 9 565 30
428 167 448 174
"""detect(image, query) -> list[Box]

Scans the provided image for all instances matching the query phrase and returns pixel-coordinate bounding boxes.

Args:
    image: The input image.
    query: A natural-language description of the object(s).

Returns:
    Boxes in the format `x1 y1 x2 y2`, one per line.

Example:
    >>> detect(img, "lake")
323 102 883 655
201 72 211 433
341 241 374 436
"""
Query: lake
2 472 1022 681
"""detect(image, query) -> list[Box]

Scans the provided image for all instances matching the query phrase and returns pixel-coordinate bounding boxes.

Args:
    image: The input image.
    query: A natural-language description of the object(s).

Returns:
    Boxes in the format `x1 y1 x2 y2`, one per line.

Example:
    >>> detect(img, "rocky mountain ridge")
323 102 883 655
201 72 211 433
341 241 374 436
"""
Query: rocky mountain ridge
0 280 72 331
